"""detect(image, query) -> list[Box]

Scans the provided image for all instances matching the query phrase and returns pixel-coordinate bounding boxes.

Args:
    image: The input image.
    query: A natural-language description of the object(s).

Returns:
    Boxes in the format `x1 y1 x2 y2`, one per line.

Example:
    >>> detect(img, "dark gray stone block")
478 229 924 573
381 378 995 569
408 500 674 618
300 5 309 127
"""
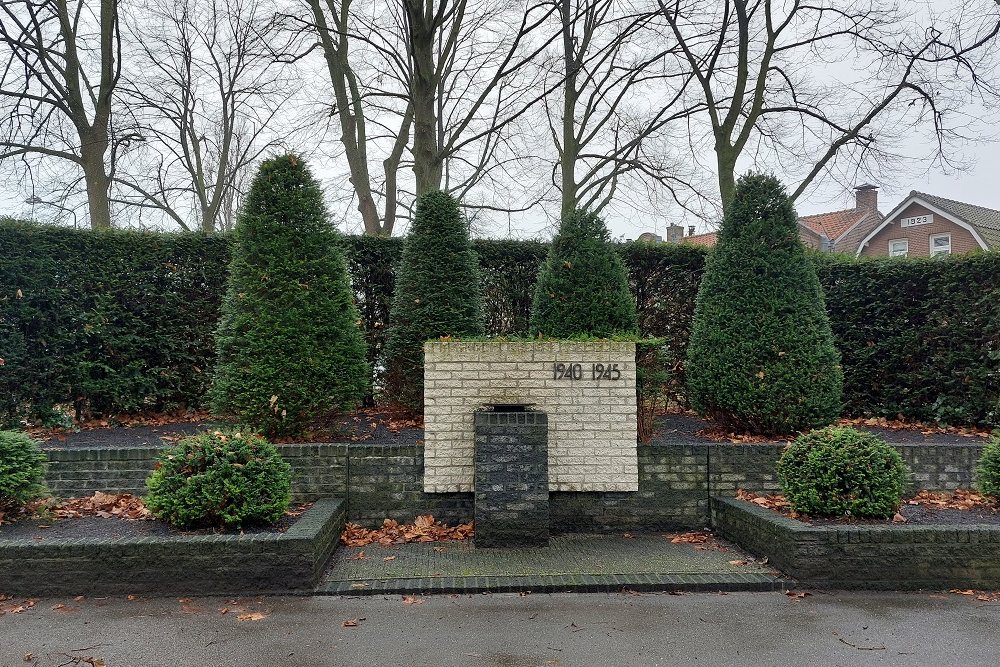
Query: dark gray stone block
474 410 549 548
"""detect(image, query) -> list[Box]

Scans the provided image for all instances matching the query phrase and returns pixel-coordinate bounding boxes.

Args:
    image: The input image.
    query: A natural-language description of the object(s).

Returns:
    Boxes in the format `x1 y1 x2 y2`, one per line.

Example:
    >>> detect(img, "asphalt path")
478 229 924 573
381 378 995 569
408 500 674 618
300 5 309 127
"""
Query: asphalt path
3 590 999 666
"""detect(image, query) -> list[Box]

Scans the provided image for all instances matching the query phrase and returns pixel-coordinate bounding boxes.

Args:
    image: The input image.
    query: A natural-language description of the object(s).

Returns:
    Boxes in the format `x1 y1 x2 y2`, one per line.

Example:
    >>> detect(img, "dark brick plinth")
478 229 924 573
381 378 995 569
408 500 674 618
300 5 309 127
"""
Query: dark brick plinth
474 410 549 548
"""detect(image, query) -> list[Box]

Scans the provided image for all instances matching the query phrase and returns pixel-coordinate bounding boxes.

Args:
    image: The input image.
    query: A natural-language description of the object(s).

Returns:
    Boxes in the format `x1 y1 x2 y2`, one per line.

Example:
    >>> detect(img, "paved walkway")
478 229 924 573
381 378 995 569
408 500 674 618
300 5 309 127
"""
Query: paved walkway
319 533 789 595
3 591 999 666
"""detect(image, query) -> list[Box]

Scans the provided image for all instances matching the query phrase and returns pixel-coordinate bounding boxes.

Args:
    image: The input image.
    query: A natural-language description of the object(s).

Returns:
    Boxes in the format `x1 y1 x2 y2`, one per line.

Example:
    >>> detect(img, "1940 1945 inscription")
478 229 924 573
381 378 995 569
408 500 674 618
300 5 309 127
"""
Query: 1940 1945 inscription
552 362 622 381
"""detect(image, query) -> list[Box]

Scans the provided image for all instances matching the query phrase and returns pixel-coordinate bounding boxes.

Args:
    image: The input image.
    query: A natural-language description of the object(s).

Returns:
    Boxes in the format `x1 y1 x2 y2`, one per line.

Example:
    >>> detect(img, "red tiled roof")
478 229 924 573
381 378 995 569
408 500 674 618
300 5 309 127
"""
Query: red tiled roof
798 209 867 241
681 231 718 247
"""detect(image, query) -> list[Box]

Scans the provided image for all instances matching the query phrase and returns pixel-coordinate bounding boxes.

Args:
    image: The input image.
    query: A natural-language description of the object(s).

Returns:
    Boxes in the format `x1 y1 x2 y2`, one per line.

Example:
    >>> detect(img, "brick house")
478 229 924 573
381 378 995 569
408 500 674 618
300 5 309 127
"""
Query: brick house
672 184 884 251
854 191 1000 257
661 185 999 257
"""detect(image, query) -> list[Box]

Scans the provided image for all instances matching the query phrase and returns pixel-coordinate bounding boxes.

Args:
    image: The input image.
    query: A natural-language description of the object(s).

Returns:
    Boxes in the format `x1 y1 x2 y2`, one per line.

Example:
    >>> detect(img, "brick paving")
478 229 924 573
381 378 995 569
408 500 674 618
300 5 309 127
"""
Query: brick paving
317 533 792 595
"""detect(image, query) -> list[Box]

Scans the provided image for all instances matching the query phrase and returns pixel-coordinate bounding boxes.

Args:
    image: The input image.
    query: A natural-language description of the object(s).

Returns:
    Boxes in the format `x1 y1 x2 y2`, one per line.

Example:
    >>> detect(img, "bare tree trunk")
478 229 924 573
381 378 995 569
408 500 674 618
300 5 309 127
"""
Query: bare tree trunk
80 132 113 229
407 1 443 195
558 0 578 218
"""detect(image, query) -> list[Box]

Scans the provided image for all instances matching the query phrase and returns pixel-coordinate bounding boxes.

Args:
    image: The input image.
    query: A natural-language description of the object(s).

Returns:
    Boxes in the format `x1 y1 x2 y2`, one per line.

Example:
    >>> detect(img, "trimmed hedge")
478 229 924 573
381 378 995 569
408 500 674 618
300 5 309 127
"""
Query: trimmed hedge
145 429 292 529
530 210 638 338
777 426 909 518
686 173 842 435
0 222 229 425
384 191 485 410
210 155 368 436
0 431 48 509
2 223 997 426
816 252 1000 427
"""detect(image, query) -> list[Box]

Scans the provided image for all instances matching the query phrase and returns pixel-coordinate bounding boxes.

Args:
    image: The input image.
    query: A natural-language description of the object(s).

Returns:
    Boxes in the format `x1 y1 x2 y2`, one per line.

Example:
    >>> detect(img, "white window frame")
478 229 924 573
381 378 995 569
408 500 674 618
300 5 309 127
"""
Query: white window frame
888 238 909 257
929 233 952 257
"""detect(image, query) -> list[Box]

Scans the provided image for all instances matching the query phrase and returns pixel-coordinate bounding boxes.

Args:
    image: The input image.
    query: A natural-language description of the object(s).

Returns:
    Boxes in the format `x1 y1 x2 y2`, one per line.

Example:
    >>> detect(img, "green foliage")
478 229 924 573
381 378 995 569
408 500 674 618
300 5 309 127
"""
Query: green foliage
976 432 1000 496
145 429 292 529
636 339 673 443
816 252 1000 427
385 191 485 410
209 155 368 436
0 431 48 509
777 426 910 518
3 220 997 428
686 174 843 435
530 210 637 338
621 242 706 408
0 220 230 427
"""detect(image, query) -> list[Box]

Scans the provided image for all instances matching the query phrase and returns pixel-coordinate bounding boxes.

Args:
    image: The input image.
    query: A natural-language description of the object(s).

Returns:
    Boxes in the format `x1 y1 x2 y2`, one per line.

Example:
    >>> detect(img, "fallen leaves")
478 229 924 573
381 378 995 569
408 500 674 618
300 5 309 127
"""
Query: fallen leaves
694 428 793 444
237 611 267 622
736 489 796 516
0 596 37 616
50 492 153 521
950 589 1000 602
907 489 998 512
785 591 812 602
25 409 212 439
665 529 724 553
837 417 991 439
341 515 473 547
401 595 424 605
342 618 365 628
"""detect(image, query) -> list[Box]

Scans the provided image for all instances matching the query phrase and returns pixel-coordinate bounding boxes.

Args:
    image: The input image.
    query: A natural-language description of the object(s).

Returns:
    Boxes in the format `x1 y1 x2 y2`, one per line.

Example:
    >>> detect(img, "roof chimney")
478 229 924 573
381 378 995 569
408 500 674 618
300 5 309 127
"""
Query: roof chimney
855 183 878 216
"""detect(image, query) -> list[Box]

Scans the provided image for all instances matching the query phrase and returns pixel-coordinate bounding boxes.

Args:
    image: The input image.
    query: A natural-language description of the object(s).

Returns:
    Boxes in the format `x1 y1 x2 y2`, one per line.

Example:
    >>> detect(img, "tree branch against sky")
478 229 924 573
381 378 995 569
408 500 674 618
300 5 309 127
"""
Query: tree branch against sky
301 0 560 236
0 0 124 229
117 0 298 233
657 0 1000 212
546 0 712 222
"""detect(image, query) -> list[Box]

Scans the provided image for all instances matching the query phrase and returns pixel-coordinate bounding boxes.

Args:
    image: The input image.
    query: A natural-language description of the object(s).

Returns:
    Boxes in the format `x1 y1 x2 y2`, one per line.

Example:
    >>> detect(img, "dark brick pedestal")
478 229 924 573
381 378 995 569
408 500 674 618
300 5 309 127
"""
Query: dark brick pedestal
474 409 549 548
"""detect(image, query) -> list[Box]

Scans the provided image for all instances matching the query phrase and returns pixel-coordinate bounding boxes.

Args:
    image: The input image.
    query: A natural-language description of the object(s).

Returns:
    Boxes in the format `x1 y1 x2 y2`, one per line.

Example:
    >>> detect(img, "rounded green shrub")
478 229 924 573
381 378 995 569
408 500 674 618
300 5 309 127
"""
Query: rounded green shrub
776 426 909 518
0 431 48 509
145 430 292 529
209 154 369 437
385 190 485 411
685 173 843 435
529 209 637 338
975 432 1000 496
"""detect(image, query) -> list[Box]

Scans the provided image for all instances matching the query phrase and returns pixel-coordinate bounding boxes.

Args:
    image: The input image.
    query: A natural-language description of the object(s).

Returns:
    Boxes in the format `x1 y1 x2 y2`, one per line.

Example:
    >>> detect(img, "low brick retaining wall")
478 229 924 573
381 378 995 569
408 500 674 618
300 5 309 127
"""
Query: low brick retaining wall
0 498 345 597
43 441 985 532
712 497 1000 590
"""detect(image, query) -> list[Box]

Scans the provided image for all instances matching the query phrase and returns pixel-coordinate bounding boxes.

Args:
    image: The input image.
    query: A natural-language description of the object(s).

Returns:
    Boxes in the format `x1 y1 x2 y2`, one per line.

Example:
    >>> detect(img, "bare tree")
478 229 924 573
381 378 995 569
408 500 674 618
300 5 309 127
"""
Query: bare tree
0 0 124 229
548 0 709 219
658 0 1000 210
300 0 558 236
117 0 295 233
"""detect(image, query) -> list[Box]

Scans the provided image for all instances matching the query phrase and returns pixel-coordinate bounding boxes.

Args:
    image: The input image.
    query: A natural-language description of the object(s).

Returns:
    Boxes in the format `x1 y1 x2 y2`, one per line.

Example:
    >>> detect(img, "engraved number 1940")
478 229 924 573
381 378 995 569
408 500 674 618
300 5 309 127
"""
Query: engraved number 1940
552 362 621 381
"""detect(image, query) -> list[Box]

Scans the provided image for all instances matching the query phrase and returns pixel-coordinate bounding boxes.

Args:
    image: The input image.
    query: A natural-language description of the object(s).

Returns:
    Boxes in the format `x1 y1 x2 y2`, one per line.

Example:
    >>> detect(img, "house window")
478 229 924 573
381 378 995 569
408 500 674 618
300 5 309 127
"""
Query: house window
930 233 951 256
888 239 909 257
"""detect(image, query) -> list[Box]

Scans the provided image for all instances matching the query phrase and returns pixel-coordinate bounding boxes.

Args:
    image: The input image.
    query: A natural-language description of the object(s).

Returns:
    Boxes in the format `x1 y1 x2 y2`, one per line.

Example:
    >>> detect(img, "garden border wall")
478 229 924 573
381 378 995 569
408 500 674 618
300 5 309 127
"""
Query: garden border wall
712 497 1000 589
43 441 985 531
0 498 345 596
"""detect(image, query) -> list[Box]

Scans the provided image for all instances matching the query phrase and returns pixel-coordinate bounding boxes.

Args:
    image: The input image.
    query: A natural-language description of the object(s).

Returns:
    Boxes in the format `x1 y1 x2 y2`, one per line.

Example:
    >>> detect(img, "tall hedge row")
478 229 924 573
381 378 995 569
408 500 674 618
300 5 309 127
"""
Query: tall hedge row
2 222 997 427
0 223 229 425
816 252 1000 427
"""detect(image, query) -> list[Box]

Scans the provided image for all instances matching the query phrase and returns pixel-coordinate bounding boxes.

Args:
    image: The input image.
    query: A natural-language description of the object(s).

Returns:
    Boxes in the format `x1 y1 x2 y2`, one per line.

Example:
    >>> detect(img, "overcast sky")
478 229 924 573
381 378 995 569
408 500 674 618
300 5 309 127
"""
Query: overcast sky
3 0 998 241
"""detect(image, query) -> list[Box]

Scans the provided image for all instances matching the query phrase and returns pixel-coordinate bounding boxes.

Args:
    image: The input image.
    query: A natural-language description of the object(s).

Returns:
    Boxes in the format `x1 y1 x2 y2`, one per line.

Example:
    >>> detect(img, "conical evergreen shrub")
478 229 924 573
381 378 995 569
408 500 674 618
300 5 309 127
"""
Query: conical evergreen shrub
685 173 842 435
529 209 637 337
209 154 368 437
385 190 484 411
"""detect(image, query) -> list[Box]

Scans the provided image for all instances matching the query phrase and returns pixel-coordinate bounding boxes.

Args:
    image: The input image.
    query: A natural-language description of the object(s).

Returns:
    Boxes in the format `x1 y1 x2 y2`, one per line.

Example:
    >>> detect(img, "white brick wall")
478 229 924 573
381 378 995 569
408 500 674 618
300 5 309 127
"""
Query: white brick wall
423 341 638 493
